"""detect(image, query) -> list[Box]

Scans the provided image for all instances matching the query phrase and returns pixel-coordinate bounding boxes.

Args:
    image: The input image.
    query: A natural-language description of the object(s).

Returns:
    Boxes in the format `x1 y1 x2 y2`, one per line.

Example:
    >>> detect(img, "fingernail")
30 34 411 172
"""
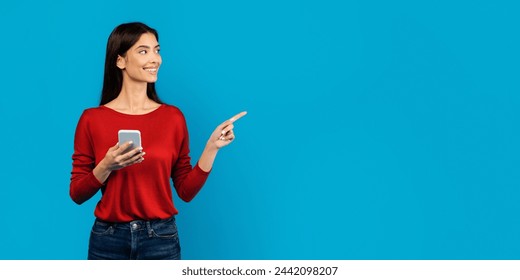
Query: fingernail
221 130 226 135
129 141 133 144
142 152 146 156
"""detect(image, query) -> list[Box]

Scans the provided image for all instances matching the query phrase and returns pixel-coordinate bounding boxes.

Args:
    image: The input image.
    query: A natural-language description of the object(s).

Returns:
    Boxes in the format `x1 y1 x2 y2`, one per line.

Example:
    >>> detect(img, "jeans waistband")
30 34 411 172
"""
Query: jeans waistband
95 216 175 232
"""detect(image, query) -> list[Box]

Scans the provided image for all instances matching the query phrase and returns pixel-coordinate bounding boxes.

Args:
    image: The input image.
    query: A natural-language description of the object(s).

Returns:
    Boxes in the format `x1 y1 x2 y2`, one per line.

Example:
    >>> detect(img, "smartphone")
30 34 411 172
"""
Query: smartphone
118 130 142 151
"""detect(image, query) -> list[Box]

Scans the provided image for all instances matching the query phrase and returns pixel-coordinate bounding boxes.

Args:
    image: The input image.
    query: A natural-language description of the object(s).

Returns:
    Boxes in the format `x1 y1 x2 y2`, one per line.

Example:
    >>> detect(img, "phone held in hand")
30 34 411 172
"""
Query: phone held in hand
118 130 141 151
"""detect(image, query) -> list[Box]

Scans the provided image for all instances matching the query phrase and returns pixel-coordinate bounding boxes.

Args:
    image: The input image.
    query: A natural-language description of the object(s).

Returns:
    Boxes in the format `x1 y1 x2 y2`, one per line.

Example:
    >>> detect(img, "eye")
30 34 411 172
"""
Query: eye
139 50 147 54
155 49 161 54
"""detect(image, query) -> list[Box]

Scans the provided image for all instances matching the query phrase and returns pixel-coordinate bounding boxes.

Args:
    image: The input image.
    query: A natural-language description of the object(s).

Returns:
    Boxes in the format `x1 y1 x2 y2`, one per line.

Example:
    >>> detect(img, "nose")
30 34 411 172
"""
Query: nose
150 52 161 64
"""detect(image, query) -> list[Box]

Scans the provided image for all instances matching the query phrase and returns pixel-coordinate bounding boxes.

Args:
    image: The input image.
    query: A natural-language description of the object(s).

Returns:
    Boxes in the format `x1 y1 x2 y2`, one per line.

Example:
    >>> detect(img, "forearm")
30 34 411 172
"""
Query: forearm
197 141 219 172
93 159 112 184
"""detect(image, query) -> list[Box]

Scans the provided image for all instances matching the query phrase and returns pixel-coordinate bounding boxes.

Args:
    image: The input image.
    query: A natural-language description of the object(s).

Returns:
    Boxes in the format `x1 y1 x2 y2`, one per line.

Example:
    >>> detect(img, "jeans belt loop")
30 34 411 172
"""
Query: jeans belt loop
146 221 153 237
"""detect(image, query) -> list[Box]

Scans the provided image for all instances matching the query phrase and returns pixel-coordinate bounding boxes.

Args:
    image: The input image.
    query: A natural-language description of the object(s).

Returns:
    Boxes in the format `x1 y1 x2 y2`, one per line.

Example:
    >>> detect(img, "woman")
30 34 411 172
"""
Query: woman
70 22 246 260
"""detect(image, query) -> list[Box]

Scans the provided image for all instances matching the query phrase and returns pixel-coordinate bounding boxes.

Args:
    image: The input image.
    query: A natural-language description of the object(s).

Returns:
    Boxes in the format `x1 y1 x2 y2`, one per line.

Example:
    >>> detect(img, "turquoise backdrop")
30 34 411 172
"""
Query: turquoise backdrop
1 0 519 259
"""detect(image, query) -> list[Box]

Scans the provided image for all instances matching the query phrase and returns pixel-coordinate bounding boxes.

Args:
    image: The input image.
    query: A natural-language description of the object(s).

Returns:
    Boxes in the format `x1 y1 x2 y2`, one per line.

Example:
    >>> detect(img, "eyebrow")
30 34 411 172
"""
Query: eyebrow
136 45 160 49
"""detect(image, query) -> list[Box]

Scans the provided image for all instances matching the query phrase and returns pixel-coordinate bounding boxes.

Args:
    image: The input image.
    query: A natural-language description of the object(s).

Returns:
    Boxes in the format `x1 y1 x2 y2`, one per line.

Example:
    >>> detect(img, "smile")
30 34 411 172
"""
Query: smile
143 67 158 73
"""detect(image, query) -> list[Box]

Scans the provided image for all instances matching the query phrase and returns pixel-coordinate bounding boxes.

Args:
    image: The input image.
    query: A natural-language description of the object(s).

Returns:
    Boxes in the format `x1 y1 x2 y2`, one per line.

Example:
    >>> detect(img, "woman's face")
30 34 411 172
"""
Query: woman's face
117 32 161 84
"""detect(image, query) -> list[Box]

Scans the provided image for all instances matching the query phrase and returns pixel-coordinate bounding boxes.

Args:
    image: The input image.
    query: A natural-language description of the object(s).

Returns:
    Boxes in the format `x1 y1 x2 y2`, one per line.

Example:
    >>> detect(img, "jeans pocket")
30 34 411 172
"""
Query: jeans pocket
91 220 114 236
151 219 178 239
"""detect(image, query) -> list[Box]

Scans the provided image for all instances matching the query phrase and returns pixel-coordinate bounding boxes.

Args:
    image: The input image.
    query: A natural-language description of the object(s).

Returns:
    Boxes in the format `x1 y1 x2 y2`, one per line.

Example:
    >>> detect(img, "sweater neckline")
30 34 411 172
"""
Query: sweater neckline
100 104 165 117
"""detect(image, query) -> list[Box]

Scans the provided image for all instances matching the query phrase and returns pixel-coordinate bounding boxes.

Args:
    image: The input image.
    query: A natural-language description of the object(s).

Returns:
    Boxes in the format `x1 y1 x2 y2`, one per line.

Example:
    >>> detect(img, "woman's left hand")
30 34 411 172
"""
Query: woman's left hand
208 111 247 149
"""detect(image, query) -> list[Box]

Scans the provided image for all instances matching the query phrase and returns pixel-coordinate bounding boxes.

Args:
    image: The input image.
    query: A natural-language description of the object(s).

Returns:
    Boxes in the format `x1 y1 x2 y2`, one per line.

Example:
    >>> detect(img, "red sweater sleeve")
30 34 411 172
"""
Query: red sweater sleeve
171 114 210 202
70 111 103 204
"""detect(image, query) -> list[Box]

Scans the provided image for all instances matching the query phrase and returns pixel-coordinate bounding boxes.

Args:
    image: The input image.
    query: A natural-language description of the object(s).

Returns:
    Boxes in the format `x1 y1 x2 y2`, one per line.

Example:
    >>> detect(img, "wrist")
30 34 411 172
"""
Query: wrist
93 159 111 184
206 140 220 152
97 158 111 173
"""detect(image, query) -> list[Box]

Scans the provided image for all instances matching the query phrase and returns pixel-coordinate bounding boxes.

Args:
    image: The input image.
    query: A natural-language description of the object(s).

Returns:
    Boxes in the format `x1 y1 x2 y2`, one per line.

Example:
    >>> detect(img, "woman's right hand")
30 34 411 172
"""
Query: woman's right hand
102 142 145 171
93 142 145 183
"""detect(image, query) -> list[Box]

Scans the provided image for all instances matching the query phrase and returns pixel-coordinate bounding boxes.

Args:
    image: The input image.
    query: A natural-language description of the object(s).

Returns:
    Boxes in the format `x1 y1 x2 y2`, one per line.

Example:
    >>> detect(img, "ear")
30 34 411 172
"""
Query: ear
116 55 126 70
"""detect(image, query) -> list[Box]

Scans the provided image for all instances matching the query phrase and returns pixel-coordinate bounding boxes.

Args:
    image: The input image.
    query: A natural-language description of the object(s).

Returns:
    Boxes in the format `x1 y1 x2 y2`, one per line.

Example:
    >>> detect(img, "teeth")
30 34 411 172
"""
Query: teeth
144 68 157 72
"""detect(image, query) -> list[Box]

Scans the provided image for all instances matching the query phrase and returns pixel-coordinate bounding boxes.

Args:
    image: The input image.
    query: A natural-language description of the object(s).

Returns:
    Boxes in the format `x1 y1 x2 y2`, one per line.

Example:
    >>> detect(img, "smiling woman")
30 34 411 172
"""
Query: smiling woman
69 22 247 260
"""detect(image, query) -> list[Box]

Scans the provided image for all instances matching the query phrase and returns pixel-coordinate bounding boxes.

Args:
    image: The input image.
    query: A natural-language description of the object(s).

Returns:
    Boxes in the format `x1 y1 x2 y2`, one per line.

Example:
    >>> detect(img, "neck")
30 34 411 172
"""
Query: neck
115 78 151 112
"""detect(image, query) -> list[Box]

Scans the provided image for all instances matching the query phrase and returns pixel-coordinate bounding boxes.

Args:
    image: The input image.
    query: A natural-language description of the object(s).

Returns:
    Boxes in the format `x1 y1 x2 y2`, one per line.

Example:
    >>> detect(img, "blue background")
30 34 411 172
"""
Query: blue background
0 0 519 259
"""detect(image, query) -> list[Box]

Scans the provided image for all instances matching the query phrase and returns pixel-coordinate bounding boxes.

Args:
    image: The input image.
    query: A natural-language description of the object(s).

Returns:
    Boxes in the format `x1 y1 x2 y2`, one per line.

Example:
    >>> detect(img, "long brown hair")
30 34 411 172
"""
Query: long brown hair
100 22 162 105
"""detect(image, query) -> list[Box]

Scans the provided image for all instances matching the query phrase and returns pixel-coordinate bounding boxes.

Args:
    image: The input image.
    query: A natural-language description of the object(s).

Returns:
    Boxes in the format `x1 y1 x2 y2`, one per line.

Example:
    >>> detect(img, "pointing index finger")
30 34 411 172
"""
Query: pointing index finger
229 111 247 123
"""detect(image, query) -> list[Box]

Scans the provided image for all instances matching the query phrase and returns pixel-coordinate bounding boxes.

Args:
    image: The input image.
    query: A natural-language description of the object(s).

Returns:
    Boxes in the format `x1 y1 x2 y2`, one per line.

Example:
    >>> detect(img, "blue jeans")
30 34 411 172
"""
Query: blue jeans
88 216 181 260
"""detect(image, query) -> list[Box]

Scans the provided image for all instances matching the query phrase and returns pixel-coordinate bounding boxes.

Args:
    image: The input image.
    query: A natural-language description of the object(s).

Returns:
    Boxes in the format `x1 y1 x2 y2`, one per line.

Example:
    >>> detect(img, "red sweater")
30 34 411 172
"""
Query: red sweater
70 104 210 222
